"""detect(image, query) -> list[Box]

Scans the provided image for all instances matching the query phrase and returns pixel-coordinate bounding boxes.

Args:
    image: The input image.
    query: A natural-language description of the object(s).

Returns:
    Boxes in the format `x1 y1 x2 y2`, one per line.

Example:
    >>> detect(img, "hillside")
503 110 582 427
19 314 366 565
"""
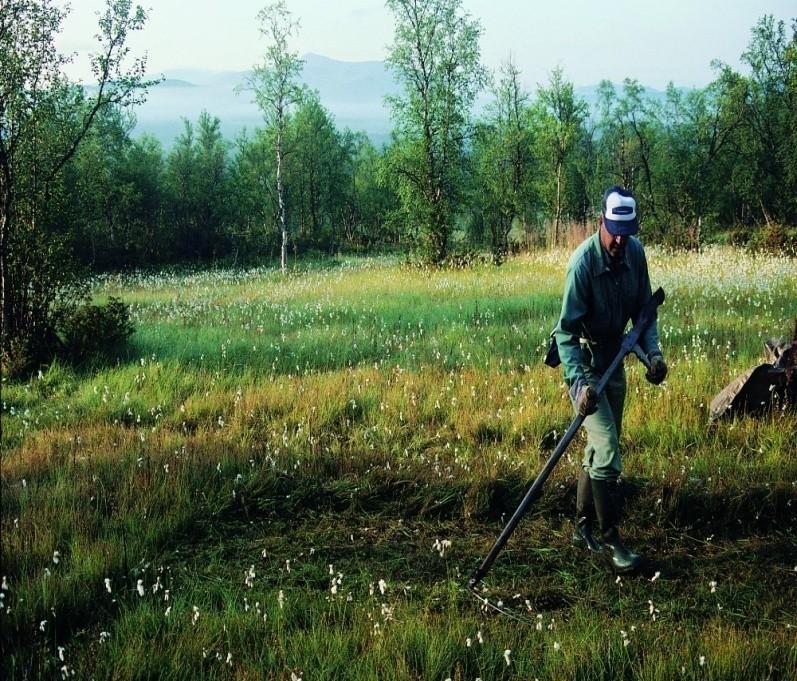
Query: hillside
130 54 675 149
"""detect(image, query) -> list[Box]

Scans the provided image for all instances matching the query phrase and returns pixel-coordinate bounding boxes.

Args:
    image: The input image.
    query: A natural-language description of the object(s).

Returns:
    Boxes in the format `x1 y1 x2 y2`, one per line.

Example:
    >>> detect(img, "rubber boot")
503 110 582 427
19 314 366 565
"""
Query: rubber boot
590 478 642 574
572 469 602 553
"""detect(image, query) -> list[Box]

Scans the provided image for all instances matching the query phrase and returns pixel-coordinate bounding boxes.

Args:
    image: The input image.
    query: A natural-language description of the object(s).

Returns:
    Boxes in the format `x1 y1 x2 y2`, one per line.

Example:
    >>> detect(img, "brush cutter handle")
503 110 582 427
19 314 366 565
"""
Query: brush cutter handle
468 288 665 590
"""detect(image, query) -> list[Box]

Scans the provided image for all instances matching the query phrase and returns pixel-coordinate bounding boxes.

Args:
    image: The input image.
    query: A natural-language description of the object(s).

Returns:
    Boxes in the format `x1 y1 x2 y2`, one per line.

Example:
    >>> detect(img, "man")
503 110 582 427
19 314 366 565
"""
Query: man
552 186 667 573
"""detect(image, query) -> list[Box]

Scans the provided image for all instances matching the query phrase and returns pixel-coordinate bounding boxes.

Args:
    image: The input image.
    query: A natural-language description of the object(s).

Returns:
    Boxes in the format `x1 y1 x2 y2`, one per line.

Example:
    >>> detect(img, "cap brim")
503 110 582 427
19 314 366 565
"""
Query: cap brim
604 216 639 236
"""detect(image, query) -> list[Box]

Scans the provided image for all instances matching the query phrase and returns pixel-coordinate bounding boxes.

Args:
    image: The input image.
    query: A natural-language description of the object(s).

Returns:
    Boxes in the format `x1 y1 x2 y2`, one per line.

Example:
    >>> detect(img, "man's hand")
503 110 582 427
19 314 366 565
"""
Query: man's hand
569 378 598 417
645 352 668 385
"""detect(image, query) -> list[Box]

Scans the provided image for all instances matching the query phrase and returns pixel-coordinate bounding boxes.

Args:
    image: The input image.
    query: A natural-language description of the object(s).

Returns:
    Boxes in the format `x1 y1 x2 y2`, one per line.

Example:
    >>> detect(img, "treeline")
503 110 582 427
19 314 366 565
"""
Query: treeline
46 10 797 272
1 0 795 374
55 99 396 269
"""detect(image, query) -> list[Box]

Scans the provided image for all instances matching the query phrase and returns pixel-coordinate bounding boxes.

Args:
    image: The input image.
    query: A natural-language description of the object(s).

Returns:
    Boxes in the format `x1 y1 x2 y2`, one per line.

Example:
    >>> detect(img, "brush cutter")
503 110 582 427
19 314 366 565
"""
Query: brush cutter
468 287 665 591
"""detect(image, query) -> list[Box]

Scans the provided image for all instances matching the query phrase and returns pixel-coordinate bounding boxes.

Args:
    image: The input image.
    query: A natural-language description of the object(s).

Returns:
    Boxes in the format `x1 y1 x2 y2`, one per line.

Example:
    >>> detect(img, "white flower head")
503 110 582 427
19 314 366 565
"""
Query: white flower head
136 580 145 597
503 649 512 666
245 565 256 588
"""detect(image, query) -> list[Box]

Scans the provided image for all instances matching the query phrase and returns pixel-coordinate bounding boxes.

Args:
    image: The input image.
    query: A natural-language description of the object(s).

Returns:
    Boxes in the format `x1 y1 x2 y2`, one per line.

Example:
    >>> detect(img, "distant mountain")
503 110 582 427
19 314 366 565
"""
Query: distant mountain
130 55 683 149
132 54 400 149
160 79 197 88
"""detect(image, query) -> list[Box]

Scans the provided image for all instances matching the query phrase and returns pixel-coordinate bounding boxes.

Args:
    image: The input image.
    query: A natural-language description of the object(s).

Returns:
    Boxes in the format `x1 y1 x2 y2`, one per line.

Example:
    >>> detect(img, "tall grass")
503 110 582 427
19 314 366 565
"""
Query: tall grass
2 247 795 679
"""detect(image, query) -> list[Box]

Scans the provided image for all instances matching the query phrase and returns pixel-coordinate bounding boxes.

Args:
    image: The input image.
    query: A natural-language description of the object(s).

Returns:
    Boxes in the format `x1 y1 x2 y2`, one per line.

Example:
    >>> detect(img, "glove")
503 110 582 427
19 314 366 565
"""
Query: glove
645 352 668 385
569 378 598 417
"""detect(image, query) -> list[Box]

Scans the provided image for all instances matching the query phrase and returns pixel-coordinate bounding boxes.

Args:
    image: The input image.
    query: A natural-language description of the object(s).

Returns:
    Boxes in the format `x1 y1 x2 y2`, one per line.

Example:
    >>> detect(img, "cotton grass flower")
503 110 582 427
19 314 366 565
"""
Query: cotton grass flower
245 565 256 588
648 600 659 620
503 649 511 666
137 580 145 597
432 538 452 557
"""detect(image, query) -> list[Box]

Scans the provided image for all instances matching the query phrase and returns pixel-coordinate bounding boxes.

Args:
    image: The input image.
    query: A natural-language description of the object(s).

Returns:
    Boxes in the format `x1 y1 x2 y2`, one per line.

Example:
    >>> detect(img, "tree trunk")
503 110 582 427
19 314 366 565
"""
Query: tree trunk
0 173 11 343
276 116 287 273
554 160 562 246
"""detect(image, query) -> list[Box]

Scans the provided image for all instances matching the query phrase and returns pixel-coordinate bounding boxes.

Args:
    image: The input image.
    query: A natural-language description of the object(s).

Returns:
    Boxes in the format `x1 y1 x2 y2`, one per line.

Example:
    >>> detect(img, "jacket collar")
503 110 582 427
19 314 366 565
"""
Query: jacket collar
589 231 630 277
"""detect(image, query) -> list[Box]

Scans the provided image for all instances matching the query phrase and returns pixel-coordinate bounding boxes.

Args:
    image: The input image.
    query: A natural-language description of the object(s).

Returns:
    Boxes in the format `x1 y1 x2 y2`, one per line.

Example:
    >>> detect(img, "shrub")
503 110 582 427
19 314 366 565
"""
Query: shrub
59 296 134 363
747 223 797 254
0 328 64 379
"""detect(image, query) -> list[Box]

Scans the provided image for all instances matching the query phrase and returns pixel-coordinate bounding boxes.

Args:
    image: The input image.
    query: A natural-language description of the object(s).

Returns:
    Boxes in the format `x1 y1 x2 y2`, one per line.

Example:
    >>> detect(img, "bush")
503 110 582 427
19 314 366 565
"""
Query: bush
747 223 797 254
59 296 134 362
0 329 64 380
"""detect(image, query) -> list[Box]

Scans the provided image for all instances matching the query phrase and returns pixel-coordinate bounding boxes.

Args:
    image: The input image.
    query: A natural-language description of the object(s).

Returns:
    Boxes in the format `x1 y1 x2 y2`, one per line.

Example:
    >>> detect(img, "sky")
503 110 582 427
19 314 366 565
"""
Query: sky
57 0 795 89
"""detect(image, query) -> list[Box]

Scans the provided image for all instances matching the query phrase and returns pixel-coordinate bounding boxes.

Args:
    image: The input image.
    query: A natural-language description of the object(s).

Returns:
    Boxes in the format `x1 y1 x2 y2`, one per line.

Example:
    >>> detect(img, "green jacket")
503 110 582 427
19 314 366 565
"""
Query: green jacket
553 232 661 386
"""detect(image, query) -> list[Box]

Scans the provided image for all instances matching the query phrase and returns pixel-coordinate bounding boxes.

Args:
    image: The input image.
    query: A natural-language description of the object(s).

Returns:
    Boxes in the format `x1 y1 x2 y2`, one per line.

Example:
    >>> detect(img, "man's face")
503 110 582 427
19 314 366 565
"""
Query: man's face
600 215 628 259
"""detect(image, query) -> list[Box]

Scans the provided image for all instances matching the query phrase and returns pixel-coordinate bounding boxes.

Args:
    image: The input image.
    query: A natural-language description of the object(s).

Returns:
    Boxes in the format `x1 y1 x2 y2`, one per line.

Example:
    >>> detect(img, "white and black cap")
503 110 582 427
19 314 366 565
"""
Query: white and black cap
602 186 639 236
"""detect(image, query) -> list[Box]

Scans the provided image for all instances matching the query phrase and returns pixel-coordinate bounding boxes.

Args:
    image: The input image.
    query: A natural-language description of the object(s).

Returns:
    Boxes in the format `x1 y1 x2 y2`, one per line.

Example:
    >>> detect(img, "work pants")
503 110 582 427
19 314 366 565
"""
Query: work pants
577 360 626 481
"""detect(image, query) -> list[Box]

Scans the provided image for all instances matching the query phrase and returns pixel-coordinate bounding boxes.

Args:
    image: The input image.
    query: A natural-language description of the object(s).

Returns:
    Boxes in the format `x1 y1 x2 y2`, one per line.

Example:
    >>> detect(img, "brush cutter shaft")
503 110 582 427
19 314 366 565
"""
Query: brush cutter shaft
468 288 665 589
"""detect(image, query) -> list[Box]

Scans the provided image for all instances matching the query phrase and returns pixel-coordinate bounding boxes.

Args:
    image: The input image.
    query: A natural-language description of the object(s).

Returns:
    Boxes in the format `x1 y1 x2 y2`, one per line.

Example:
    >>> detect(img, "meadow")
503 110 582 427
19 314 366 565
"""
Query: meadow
1 246 796 680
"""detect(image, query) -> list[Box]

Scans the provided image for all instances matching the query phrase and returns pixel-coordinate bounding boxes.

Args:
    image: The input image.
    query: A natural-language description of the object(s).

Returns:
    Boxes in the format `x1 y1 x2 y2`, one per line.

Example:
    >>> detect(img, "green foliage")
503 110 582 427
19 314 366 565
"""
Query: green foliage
385 0 487 264
745 223 797 254
287 95 351 254
0 0 155 371
471 59 536 262
59 296 134 363
163 112 230 260
3 6 795 326
244 0 306 272
533 67 589 243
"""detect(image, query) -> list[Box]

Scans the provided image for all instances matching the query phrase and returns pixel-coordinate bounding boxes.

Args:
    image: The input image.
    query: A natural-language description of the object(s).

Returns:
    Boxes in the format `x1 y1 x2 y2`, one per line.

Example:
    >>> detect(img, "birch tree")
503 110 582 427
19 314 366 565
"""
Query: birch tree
245 1 304 272
385 0 486 264
0 0 153 370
